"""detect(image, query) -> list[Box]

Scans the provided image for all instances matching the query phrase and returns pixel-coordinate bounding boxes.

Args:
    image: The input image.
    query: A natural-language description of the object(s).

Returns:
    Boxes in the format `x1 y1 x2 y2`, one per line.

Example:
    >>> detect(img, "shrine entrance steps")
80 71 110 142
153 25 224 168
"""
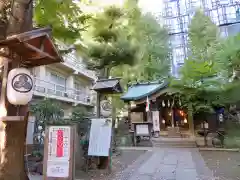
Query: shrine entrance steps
151 137 197 148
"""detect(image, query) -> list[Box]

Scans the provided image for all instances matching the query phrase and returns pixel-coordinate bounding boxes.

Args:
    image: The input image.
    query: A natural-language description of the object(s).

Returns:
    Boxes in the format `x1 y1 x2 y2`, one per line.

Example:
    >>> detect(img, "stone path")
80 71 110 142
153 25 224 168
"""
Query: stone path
28 174 42 180
28 148 214 180
114 148 214 180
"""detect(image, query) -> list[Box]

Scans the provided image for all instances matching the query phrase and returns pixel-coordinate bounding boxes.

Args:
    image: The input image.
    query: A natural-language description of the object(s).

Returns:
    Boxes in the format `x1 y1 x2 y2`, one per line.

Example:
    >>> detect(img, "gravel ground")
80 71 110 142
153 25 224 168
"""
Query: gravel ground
75 150 146 180
200 151 240 180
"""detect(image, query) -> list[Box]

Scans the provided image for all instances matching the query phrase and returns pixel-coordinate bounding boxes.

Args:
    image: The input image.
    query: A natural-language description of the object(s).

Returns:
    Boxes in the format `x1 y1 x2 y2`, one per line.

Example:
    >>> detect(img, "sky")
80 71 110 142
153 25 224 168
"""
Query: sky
88 0 164 14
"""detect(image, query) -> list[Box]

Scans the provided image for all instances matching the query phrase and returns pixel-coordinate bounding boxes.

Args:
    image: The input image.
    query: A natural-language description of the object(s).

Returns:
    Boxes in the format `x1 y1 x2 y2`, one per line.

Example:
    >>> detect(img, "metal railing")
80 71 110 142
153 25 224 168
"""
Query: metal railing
33 77 94 105
63 54 96 80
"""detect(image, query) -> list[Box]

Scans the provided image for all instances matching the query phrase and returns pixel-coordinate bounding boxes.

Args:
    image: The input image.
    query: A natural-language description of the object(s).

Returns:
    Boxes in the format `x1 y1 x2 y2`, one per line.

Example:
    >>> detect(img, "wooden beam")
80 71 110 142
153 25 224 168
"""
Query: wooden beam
0 116 25 121
27 56 47 60
18 33 47 43
0 59 8 117
23 42 56 60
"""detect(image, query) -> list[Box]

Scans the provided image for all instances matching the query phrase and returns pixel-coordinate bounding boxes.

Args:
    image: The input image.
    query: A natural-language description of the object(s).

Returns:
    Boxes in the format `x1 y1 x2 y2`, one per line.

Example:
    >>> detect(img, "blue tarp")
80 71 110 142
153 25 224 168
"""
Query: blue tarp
121 81 168 101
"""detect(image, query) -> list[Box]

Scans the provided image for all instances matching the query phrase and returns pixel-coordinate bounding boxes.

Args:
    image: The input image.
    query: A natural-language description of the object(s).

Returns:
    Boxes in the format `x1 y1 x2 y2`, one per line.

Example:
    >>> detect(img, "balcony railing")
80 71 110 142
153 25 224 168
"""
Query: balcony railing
63 54 96 80
33 78 94 106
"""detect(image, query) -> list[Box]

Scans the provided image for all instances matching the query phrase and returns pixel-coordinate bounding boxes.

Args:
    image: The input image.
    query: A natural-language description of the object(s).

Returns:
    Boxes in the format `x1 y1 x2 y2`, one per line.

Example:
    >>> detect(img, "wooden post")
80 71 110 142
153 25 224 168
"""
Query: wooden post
171 109 174 128
188 102 195 136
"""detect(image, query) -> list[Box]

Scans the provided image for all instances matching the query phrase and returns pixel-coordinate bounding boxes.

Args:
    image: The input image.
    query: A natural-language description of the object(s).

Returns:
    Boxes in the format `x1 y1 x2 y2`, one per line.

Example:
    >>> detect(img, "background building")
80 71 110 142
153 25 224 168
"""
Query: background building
162 0 240 77
26 42 97 144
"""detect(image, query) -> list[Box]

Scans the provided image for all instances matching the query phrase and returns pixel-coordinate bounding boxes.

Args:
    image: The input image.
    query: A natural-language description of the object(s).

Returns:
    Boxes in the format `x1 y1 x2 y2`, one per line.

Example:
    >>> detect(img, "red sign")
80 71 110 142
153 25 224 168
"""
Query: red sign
56 130 63 157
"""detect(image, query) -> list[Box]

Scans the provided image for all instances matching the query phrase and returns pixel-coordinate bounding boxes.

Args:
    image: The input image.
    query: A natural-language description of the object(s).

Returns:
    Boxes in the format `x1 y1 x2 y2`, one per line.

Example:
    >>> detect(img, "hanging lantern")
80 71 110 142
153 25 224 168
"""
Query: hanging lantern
100 99 112 117
168 100 170 107
7 68 34 105
184 118 188 123
162 100 165 107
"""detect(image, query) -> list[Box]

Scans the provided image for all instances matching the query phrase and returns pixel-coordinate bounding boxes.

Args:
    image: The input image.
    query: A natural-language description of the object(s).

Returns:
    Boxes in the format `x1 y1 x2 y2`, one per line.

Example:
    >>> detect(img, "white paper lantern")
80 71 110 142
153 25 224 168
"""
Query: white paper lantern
162 101 165 107
7 68 34 105
168 100 170 107
100 100 112 117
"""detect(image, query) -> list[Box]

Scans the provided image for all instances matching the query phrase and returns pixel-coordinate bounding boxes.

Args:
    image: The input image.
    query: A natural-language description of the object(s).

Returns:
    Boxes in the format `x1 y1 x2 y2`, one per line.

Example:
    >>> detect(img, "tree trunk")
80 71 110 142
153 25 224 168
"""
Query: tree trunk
0 0 33 179
188 102 195 136
0 114 29 180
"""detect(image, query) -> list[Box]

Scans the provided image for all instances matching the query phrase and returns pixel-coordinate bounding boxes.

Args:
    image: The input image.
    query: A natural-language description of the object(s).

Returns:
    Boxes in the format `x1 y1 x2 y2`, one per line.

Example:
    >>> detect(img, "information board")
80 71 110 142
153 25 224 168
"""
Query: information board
88 118 112 157
44 126 74 179
152 111 160 132
136 124 149 135
47 126 71 161
46 160 69 178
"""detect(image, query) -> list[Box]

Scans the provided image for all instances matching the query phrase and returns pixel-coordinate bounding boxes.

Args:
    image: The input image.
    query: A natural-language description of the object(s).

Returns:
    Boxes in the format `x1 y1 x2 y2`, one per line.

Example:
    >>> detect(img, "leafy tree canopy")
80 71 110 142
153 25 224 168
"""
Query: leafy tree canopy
171 9 220 113
82 4 140 71
34 0 90 43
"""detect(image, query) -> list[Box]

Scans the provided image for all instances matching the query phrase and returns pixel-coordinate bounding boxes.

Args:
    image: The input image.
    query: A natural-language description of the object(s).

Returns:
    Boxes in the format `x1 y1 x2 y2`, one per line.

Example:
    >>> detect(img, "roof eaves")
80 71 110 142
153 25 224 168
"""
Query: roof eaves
121 81 169 101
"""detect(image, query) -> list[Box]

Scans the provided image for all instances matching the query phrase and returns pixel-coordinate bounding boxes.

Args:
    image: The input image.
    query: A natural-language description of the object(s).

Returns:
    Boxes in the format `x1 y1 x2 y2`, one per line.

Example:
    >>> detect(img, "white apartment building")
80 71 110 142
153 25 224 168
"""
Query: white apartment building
26 42 97 144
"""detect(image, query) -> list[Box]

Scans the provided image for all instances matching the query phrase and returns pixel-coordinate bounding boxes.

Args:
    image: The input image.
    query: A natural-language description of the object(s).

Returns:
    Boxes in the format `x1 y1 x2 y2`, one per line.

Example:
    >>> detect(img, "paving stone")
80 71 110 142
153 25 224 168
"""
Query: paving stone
154 164 176 179
28 175 42 180
162 153 178 165
176 168 197 180
129 174 153 180
138 151 164 174
114 151 154 180
191 149 214 179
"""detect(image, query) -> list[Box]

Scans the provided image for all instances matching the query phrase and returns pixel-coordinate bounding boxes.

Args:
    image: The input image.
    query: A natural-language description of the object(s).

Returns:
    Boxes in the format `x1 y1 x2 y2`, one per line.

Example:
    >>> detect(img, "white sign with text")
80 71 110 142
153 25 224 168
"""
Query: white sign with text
152 111 160 132
47 160 69 178
88 118 112 157
136 124 149 135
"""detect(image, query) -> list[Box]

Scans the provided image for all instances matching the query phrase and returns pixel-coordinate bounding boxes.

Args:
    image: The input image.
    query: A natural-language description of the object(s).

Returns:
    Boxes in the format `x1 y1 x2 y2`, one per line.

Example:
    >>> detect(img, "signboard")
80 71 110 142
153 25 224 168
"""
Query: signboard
136 124 149 135
44 126 75 180
46 161 69 178
47 126 71 161
152 111 160 132
88 118 112 157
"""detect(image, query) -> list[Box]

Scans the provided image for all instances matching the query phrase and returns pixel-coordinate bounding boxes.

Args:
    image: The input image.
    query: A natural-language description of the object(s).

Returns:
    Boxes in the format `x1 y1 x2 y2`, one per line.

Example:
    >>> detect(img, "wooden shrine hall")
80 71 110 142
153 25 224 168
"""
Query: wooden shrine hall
121 81 193 138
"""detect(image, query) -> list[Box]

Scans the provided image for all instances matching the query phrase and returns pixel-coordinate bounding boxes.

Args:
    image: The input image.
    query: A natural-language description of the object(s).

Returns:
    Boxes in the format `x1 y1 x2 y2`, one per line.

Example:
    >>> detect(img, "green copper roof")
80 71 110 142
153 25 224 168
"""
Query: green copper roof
121 81 168 101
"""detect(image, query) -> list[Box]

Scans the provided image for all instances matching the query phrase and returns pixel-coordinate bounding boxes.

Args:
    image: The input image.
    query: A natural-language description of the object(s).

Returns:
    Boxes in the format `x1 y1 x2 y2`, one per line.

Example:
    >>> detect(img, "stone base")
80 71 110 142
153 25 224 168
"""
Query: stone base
153 131 160 138
167 127 181 137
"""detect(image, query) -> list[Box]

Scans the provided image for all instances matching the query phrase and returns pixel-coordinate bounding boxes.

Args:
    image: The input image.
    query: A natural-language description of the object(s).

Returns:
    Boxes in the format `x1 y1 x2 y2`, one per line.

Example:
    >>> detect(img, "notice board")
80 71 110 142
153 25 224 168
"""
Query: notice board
88 118 112 157
43 125 76 180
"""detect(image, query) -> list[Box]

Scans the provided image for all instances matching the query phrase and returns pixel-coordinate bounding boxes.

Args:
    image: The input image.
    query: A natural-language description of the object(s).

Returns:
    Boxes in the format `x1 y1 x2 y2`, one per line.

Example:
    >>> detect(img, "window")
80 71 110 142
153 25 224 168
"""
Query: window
74 82 82 95
74 81 88 102
49 72 66 93
165 7 173 17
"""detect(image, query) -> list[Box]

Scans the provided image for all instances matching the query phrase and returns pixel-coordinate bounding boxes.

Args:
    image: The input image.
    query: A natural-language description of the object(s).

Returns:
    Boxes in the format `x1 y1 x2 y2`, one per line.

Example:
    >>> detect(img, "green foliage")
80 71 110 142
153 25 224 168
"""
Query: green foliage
71 106 90 134
189 9 219 58
137 13 170 81
30 99 64 130
171 9 220 113
34 0 90 43
71 106 88 123
110 9 170 112
172 8 240 113
83 5 140 70
215 34 240 78
111 12 170 84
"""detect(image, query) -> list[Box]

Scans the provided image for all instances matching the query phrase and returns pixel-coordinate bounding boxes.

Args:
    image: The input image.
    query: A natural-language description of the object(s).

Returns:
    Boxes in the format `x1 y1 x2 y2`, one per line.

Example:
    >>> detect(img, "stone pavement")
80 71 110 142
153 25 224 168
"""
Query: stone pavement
114 148 214 180
28 174 42 180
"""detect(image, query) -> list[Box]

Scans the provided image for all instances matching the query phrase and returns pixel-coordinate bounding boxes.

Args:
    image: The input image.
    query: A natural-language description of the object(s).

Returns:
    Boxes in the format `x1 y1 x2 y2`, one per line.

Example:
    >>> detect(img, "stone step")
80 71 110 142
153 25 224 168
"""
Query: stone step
152 143 197 148
152 139 197 148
